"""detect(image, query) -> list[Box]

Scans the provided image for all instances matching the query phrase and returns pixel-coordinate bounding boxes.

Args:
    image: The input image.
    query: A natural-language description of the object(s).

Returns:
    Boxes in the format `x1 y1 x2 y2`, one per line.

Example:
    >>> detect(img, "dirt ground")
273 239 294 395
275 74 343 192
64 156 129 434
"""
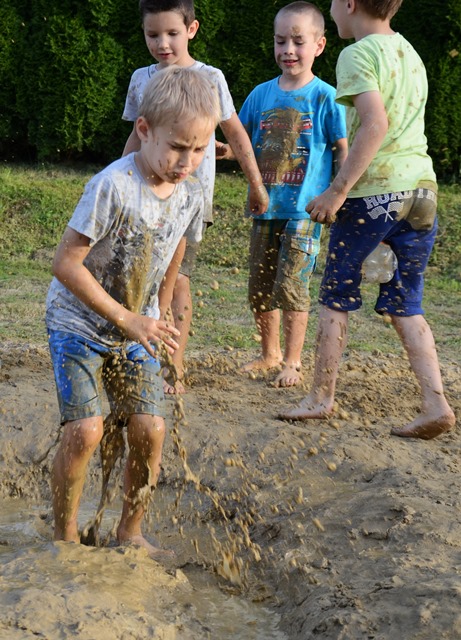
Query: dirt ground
1 340 461 639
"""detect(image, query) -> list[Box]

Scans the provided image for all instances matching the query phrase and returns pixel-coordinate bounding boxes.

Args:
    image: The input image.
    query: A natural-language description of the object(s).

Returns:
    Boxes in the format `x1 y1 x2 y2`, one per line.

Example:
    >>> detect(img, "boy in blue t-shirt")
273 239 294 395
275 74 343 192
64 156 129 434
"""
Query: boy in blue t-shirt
224 1 347 387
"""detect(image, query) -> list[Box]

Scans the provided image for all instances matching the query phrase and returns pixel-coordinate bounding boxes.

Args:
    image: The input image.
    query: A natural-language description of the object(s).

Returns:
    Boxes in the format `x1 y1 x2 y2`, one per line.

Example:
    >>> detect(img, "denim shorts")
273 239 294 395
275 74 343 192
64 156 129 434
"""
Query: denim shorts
319 188 438 316
248 219 318 312
48 330 165 424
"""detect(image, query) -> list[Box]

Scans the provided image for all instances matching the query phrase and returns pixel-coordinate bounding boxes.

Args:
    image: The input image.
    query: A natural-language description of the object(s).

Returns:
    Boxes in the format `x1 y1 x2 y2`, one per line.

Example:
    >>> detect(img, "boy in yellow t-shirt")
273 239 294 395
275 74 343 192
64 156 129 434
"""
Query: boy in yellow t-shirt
279 0 455 440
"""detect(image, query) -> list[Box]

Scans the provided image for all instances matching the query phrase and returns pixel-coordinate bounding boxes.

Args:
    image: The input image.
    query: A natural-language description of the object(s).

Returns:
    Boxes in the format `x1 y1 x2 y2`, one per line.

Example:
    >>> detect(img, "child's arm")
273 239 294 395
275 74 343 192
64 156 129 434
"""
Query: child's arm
307 91 388 225
122 123 141 157
219 113 269 215
53 227 180 357
332 137 348 175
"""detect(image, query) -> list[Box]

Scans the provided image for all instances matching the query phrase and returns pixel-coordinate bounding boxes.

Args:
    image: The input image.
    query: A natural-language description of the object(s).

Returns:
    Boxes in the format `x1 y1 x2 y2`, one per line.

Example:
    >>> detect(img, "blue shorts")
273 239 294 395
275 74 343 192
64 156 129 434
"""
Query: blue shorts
320 188 438 316
48 330 165 424
249 219 318 312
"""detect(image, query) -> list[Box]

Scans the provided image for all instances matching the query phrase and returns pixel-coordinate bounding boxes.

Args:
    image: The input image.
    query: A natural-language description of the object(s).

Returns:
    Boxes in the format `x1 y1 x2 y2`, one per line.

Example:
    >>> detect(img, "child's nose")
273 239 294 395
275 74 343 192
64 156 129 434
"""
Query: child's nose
157 34 169 49
179 151 193 168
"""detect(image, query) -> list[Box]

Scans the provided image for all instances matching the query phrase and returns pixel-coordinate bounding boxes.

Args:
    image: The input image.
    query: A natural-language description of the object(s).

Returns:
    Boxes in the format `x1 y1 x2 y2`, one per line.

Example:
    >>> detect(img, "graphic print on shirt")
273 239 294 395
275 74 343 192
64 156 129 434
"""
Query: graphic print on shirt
258 107 313 186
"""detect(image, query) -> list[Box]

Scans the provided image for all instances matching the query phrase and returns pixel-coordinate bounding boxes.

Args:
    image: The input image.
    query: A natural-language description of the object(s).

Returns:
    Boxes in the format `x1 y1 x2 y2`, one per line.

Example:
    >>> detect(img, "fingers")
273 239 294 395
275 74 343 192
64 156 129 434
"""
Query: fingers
159 321 180 338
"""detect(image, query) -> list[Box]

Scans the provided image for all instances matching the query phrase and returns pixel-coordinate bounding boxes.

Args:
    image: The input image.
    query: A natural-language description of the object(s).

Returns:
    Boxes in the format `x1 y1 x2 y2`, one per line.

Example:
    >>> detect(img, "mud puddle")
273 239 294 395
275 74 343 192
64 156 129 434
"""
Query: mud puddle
0 497 288 639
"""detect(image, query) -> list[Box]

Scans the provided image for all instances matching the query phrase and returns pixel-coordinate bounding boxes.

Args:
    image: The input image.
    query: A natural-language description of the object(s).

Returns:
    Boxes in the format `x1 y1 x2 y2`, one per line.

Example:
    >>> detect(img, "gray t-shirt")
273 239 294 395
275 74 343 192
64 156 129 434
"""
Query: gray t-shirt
46 153 203 347
122 61 235 223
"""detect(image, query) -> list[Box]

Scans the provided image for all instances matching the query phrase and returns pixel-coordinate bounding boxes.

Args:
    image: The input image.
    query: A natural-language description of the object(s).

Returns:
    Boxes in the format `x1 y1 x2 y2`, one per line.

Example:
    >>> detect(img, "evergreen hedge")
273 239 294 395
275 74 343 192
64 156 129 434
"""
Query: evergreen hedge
0 0 460 179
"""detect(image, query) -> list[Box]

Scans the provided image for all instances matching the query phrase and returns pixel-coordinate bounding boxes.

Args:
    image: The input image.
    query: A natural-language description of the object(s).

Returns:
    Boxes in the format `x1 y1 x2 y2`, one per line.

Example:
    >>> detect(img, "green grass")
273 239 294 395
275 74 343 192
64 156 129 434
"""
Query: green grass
0 164 460 364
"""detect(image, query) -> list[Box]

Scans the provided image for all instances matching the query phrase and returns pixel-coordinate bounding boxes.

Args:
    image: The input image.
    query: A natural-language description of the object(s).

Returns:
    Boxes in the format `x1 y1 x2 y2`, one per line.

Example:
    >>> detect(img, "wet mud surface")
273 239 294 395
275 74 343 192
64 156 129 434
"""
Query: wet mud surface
1 342 461 639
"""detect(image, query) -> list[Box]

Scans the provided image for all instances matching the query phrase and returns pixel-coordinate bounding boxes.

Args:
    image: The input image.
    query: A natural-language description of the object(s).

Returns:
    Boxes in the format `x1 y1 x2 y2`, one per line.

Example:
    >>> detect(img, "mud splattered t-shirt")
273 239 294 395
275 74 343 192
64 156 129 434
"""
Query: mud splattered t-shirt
46 153 203 347
335 33 437 197
122 61 235 224
238 75 346 232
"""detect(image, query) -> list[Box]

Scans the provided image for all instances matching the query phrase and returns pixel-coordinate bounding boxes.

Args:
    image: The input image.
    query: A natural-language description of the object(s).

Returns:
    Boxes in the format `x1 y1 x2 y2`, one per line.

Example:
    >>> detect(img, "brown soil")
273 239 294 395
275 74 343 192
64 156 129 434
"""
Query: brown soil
1 341 460 639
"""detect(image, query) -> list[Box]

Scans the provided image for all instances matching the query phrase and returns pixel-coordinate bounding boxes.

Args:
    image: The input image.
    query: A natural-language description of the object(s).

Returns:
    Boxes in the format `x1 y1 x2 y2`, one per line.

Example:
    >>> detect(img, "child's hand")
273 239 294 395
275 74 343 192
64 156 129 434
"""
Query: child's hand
306 188 346 225
216 142 233 160
125 314 180 358
249 183 269 215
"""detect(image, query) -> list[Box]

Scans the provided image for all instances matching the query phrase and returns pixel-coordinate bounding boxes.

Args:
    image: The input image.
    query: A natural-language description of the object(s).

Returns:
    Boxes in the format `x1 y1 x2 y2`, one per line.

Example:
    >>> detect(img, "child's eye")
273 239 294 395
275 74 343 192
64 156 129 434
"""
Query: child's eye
275 39 285 45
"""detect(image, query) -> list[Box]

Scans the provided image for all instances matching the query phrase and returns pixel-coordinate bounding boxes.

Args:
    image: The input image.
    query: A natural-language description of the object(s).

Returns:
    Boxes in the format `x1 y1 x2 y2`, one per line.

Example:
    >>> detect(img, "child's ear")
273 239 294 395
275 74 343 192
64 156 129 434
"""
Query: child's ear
136 116 150 143
188 19 199 40
315 36 327 57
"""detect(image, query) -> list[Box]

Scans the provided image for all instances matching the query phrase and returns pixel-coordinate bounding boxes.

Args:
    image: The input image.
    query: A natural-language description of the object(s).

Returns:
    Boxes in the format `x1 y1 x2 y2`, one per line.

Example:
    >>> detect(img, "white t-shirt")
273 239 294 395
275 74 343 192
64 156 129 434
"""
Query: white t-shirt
122 61 235 223
46 153 203 347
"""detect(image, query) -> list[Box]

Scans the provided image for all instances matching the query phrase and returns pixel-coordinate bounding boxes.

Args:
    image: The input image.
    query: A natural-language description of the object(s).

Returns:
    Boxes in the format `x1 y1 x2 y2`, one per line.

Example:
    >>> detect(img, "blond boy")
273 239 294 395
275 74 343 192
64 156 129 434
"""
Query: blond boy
47 67 221 557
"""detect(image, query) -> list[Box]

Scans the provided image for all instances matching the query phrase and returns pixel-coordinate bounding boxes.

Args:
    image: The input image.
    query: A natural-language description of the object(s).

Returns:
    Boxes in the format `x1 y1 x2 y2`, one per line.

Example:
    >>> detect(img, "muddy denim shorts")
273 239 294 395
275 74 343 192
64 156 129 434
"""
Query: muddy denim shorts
319 188 438 316
48 330 165 424
248 219 318 313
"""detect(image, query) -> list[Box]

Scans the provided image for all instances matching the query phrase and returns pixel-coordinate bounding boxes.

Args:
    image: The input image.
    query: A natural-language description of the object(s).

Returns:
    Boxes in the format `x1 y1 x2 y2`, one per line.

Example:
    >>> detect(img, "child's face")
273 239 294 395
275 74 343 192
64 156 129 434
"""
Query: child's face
143 11 198 68
330 0 353 39
274 12 326 85
137 117 214 187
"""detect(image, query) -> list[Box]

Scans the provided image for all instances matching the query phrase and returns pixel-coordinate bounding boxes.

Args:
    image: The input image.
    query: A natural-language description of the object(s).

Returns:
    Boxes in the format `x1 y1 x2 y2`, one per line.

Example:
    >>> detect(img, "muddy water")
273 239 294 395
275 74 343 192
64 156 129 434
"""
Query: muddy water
0 497 288 639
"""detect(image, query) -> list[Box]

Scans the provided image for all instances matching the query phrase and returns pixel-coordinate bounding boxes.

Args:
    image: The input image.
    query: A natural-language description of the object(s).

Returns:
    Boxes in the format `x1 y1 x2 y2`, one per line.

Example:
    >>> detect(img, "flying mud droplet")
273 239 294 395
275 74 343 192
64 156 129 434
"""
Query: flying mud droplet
313 517 325 532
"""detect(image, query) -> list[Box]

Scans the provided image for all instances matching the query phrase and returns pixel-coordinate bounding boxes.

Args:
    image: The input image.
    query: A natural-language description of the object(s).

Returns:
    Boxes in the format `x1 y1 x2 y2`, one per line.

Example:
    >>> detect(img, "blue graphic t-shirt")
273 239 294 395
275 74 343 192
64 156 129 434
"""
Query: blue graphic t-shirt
239 76 346 224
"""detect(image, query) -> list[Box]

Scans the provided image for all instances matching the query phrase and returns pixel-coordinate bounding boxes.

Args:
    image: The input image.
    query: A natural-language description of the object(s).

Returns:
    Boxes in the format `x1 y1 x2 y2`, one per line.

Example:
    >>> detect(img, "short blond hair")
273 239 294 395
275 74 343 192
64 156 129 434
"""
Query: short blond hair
275 2 325 38
139 66 221 130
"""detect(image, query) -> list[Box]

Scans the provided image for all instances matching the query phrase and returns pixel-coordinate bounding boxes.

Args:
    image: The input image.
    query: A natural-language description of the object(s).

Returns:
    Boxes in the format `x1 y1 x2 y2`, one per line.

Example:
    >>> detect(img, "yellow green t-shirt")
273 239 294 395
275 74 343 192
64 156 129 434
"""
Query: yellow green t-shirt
335 33 437 197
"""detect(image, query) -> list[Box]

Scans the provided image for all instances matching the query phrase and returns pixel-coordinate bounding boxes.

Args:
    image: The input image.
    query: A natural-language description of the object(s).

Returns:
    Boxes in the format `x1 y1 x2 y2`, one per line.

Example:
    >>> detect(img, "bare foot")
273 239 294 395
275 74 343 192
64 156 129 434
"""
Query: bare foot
391 411 455 440
118 534 176 561
239 355 282 374
278 395 333 421
273 364 303 388
163 377 186 395
163 368 186 395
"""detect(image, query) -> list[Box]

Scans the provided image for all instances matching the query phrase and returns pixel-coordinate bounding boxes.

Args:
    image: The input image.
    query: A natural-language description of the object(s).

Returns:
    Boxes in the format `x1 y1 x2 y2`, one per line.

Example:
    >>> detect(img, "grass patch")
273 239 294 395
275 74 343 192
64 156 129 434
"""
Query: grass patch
0 164 460 365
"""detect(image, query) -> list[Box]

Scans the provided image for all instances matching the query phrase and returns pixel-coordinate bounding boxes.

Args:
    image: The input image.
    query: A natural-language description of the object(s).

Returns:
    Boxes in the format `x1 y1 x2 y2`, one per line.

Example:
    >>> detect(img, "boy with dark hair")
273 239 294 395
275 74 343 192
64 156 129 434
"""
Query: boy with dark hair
47 66 221 557
122 0 268 393
225 1 347 387
279 0 456 439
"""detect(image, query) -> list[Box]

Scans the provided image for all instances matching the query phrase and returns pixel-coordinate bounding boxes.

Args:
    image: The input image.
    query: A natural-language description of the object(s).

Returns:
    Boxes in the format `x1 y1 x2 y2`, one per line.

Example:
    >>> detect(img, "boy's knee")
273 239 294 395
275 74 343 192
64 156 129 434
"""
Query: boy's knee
64 417 104 452
127 414 166 451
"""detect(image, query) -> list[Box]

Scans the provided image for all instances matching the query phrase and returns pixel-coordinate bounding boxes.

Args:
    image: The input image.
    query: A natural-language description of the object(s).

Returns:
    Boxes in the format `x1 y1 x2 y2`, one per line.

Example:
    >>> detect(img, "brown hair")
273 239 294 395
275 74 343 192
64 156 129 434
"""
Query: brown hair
355 0 403 20
275 2 325 38
138 0 195 26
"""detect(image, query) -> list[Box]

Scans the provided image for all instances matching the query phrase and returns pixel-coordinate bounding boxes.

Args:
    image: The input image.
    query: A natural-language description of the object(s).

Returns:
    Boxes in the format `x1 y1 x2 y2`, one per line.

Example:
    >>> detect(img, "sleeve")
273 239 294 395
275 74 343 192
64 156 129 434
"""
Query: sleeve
324 91 347 144
68 173 122 245
122 68 146 121
206 67 236 122
335 44 380 107
238 89 257 138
